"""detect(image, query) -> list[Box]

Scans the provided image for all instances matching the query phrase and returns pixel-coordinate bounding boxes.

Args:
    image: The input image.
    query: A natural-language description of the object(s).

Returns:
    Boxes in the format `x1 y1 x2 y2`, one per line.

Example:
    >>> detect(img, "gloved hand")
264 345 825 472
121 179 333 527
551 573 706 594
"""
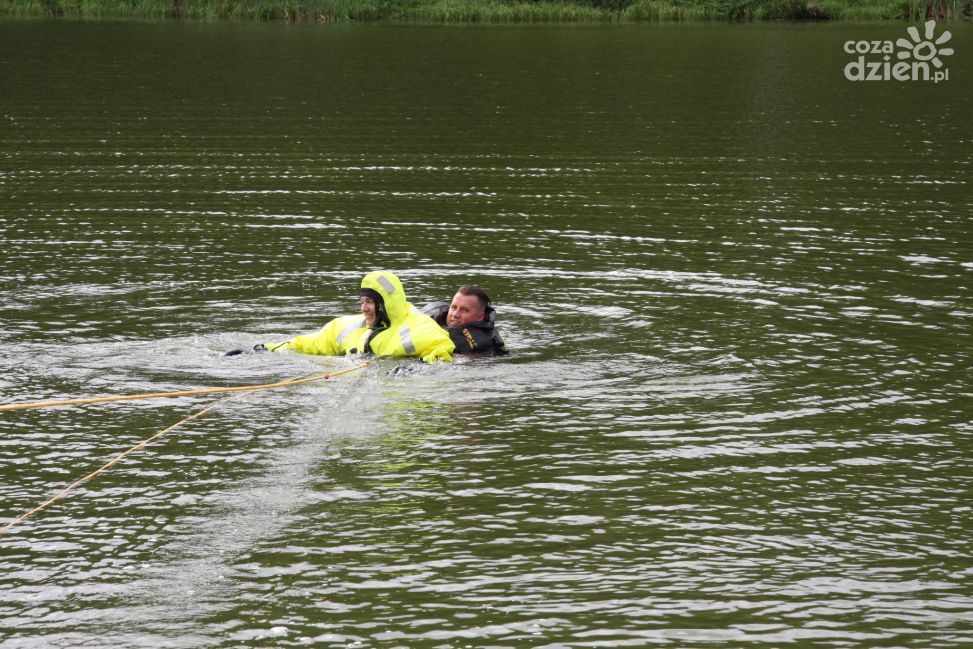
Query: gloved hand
389 363 418 377
224 344 268 357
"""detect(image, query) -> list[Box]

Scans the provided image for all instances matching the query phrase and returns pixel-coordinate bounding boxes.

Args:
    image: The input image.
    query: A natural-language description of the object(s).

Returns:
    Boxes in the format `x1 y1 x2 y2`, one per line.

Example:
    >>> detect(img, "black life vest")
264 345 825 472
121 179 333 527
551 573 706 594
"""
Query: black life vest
420 301 508 356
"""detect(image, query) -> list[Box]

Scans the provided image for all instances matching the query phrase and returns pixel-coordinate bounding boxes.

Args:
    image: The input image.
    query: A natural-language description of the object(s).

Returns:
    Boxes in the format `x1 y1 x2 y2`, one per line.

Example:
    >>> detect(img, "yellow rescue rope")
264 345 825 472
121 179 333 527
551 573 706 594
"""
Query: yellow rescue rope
0 361 372 536
0 363 370 412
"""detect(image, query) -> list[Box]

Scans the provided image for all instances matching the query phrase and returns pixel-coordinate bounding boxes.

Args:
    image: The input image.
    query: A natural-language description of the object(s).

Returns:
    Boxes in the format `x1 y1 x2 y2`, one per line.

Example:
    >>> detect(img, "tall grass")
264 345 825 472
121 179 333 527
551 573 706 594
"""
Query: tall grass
623 0 971 20
414 0 610 22
0 0 969 21
807 0 971 19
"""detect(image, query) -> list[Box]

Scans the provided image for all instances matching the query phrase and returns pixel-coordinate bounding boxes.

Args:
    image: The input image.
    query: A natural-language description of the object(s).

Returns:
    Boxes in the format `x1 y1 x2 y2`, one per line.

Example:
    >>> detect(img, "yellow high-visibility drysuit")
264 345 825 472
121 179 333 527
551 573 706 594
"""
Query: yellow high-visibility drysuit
263 271 454 363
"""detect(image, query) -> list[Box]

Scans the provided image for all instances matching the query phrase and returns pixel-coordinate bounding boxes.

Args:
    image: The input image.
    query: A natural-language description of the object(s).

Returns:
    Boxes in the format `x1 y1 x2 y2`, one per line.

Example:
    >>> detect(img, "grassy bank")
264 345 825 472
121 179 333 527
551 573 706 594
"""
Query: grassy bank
1 0 969 22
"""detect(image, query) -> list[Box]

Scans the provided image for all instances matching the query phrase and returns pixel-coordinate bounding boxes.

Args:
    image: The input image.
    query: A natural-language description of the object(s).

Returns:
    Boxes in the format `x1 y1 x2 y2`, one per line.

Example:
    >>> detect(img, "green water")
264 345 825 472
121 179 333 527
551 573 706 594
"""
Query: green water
1 19 971 647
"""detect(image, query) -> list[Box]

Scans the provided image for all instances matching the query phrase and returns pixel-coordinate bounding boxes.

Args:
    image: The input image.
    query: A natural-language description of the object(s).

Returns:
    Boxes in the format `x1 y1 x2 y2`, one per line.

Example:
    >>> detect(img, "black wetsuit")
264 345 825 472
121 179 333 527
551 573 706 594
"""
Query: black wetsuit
421 302 508 356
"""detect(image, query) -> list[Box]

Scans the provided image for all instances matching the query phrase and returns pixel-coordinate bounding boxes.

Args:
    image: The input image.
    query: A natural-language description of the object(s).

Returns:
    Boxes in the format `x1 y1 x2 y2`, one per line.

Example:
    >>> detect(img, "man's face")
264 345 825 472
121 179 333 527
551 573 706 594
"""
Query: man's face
360 296 377 327
447 292 485 328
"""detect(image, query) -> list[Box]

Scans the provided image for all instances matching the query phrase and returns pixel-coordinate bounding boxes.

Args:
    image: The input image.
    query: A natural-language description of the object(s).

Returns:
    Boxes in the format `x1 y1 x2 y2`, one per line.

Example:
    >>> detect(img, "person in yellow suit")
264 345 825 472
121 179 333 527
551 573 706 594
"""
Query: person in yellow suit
227 271 454 363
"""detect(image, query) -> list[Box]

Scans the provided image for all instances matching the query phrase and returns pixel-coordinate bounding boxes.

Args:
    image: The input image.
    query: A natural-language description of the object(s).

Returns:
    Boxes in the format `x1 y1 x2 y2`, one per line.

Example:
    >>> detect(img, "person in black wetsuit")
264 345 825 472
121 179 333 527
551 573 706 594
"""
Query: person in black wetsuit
421 284 508 356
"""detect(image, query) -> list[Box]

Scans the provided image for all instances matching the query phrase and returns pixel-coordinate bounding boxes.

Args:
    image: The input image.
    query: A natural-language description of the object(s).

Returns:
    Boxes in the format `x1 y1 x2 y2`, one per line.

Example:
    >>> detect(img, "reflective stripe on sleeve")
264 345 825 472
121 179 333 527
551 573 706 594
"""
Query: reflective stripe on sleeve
337 318 367 345
398 326 416 354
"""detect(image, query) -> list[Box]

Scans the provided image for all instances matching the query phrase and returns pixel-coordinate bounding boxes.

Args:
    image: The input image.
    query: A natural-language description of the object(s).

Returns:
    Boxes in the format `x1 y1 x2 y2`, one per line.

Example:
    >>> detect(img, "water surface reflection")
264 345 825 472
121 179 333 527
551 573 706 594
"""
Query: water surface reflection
1 19 972 648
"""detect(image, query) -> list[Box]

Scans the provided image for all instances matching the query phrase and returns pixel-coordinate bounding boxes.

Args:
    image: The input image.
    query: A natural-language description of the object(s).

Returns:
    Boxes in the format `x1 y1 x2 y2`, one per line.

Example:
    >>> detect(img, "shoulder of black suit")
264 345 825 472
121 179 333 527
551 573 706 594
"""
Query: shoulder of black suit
420 301 450 326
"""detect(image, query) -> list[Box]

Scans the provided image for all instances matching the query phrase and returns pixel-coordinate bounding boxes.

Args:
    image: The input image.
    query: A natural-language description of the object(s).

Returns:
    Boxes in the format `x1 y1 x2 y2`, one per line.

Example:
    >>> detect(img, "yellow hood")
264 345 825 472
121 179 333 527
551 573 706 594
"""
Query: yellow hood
360 270 409 323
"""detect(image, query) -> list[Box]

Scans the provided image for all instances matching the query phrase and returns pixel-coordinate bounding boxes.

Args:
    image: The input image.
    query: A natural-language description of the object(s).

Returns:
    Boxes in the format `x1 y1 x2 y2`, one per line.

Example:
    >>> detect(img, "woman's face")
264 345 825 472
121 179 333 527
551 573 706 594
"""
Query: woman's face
360 295 377 327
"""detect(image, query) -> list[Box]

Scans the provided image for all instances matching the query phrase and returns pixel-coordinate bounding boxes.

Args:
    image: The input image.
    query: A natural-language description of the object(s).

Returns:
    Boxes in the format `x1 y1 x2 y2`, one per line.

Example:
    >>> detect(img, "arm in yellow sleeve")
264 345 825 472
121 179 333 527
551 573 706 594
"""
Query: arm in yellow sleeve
420 336 455 363
262 318 344 356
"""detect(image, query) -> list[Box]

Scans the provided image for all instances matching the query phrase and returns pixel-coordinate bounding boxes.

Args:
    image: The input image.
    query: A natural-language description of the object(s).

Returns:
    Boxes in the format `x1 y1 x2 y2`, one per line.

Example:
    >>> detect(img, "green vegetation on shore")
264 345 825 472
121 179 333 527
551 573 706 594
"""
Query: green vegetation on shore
1 0 969 22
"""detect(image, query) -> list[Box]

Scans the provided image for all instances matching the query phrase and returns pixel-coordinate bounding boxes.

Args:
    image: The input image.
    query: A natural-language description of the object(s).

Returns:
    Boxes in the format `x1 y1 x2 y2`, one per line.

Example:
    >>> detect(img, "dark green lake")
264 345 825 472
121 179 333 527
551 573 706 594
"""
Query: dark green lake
1 18 971 647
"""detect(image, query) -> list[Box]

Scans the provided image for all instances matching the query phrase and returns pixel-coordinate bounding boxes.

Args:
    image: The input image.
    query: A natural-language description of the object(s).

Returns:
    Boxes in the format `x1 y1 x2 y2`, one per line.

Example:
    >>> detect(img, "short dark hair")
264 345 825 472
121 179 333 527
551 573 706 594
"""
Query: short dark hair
457 284 491 312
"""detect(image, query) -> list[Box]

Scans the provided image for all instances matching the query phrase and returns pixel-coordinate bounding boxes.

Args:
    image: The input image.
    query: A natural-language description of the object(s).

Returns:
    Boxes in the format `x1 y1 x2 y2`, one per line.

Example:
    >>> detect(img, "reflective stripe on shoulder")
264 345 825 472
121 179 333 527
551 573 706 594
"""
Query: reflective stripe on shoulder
398 325 416 354
337 318 367 345
377 274 396 294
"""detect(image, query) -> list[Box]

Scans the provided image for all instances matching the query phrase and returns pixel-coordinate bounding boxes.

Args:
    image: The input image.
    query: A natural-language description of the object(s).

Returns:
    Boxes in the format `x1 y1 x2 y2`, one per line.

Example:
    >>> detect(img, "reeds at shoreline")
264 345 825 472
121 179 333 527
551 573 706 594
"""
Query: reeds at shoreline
1 0 968 22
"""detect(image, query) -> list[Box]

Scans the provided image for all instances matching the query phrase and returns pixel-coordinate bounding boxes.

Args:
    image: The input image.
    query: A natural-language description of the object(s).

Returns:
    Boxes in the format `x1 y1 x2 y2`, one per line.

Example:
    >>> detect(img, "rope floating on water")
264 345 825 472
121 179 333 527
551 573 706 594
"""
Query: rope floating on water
0 361 372 536
0 362 371 412
0 392 242 537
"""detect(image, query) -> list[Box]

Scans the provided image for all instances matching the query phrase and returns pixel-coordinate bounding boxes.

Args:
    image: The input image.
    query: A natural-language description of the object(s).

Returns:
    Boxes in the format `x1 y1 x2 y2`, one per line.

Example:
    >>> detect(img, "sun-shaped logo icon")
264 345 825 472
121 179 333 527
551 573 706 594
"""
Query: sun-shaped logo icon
897 19 954 68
